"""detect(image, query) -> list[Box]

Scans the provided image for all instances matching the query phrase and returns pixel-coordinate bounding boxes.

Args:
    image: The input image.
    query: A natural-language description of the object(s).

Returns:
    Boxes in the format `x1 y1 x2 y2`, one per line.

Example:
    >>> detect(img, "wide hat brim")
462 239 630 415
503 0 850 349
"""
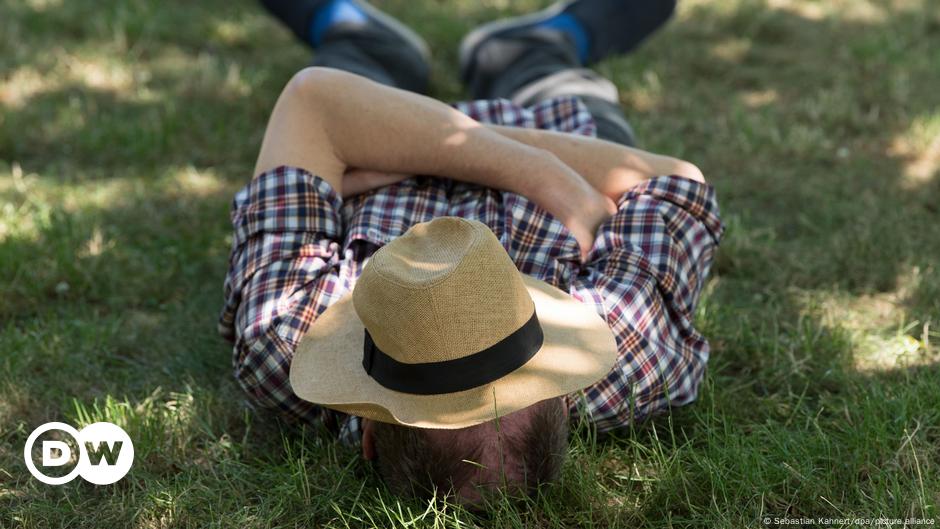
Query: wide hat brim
289 274 618 429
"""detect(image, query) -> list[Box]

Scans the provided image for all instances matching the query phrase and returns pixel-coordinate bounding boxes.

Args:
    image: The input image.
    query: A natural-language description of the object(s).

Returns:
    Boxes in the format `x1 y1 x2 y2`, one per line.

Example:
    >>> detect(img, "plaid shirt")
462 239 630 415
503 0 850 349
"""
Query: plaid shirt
219 96 723 438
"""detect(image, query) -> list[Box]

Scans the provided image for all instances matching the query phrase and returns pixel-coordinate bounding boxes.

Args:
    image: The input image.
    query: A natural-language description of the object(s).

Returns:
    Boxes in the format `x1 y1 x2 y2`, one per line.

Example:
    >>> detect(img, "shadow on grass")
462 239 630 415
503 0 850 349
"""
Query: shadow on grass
623 0 939 416
0 0 310 177
636 0 940 293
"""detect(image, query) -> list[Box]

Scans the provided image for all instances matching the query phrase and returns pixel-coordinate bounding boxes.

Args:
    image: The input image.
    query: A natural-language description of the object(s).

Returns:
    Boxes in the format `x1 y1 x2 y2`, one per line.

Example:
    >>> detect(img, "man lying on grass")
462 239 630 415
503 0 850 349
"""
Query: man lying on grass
219 0 722 506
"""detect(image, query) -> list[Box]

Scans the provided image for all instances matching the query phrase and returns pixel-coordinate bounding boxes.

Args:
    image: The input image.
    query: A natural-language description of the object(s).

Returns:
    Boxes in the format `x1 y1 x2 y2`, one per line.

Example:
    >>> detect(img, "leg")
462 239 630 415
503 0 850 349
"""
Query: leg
259 0 431 93
499 56 638 148
465 34 637 146
460 0 677 146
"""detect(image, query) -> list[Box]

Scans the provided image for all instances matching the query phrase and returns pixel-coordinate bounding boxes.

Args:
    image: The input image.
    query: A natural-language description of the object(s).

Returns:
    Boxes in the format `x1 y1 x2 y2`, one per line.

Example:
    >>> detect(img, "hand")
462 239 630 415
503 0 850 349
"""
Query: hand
520 151 618 262
342 168 411 198
561 188 618 262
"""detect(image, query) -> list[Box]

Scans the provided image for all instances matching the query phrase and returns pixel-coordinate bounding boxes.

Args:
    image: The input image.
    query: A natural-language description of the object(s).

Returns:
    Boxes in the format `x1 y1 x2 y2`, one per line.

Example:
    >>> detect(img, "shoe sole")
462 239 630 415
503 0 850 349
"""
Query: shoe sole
458 0 577 80
349 0 431 62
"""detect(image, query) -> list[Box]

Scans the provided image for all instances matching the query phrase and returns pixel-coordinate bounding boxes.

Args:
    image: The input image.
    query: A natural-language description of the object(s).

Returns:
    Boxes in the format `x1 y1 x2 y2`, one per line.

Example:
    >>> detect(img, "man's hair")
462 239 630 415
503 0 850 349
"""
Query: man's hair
371 398 569 502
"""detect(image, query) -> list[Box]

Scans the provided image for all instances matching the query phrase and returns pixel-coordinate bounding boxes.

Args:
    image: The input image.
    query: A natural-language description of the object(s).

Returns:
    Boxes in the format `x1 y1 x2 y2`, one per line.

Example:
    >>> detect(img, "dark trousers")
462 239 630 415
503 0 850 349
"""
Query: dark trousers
259 0 642 146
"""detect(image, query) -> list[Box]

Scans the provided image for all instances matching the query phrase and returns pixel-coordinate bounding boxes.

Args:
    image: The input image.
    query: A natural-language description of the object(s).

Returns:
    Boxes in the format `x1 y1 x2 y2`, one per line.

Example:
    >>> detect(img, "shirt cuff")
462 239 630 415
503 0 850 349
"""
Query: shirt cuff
230 166 344 251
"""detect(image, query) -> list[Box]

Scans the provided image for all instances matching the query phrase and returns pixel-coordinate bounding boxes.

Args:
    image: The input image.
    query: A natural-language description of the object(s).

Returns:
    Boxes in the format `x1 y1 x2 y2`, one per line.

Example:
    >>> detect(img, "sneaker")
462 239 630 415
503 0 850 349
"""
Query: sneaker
459 0 676 81
311 0 430 59
310 0 431 92
459 1 585 84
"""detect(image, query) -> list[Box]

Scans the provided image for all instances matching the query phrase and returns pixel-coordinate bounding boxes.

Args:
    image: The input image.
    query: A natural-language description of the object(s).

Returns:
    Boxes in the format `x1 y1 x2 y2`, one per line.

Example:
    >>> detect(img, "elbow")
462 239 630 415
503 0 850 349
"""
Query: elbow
673 160 705 183
283 66 350 106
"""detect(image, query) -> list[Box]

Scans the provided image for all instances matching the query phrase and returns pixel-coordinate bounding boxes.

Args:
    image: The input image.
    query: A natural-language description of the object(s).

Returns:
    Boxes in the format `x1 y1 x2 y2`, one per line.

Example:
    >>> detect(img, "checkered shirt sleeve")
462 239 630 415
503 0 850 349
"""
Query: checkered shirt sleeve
218 96 723 433
218 167 346 423
568 176 722 430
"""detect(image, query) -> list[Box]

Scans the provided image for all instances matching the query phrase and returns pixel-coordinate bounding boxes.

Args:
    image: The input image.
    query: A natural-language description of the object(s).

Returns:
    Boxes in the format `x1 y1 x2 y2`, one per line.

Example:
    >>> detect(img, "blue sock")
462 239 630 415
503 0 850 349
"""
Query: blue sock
308 0 368 47
537 12 590 63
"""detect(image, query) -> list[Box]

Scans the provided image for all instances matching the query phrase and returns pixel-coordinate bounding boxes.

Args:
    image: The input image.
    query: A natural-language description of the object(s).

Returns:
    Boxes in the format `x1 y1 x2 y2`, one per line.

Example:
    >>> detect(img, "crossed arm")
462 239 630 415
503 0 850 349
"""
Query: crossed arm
254 67 704 260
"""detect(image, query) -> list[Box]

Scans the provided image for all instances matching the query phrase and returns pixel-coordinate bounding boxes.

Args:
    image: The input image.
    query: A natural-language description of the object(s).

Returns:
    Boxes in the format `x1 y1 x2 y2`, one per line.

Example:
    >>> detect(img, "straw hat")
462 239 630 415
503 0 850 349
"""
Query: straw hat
289 217 618 429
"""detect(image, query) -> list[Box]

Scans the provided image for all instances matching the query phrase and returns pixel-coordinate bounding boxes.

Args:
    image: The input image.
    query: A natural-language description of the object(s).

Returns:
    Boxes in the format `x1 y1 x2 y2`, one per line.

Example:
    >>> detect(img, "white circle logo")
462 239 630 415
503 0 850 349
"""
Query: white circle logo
23 421 134 485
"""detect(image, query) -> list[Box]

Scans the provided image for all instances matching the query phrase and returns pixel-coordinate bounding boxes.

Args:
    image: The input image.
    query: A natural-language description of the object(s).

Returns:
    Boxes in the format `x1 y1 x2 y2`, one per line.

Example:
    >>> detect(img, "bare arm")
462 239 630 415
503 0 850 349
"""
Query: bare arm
253 67 615 260
487 125 705 200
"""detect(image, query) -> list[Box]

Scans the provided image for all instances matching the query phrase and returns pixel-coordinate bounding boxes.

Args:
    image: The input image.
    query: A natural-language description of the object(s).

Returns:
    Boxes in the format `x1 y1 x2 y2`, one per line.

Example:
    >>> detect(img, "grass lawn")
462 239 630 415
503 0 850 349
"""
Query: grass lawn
2 0 939 526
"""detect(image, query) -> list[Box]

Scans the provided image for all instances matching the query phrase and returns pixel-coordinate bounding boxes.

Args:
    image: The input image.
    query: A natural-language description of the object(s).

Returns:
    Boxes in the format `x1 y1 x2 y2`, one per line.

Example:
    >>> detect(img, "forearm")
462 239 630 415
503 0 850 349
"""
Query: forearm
253 68 618 261
488 125 705 199
298 68 592 212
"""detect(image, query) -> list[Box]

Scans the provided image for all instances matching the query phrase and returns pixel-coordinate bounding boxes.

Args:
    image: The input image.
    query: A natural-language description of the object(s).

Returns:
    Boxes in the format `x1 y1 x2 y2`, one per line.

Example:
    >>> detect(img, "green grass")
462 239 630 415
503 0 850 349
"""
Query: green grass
2 0 939 526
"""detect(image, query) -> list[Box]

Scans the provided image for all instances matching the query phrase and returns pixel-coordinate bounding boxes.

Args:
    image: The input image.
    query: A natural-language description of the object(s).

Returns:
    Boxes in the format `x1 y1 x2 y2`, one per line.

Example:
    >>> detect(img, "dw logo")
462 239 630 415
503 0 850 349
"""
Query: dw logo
23 422 134 485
